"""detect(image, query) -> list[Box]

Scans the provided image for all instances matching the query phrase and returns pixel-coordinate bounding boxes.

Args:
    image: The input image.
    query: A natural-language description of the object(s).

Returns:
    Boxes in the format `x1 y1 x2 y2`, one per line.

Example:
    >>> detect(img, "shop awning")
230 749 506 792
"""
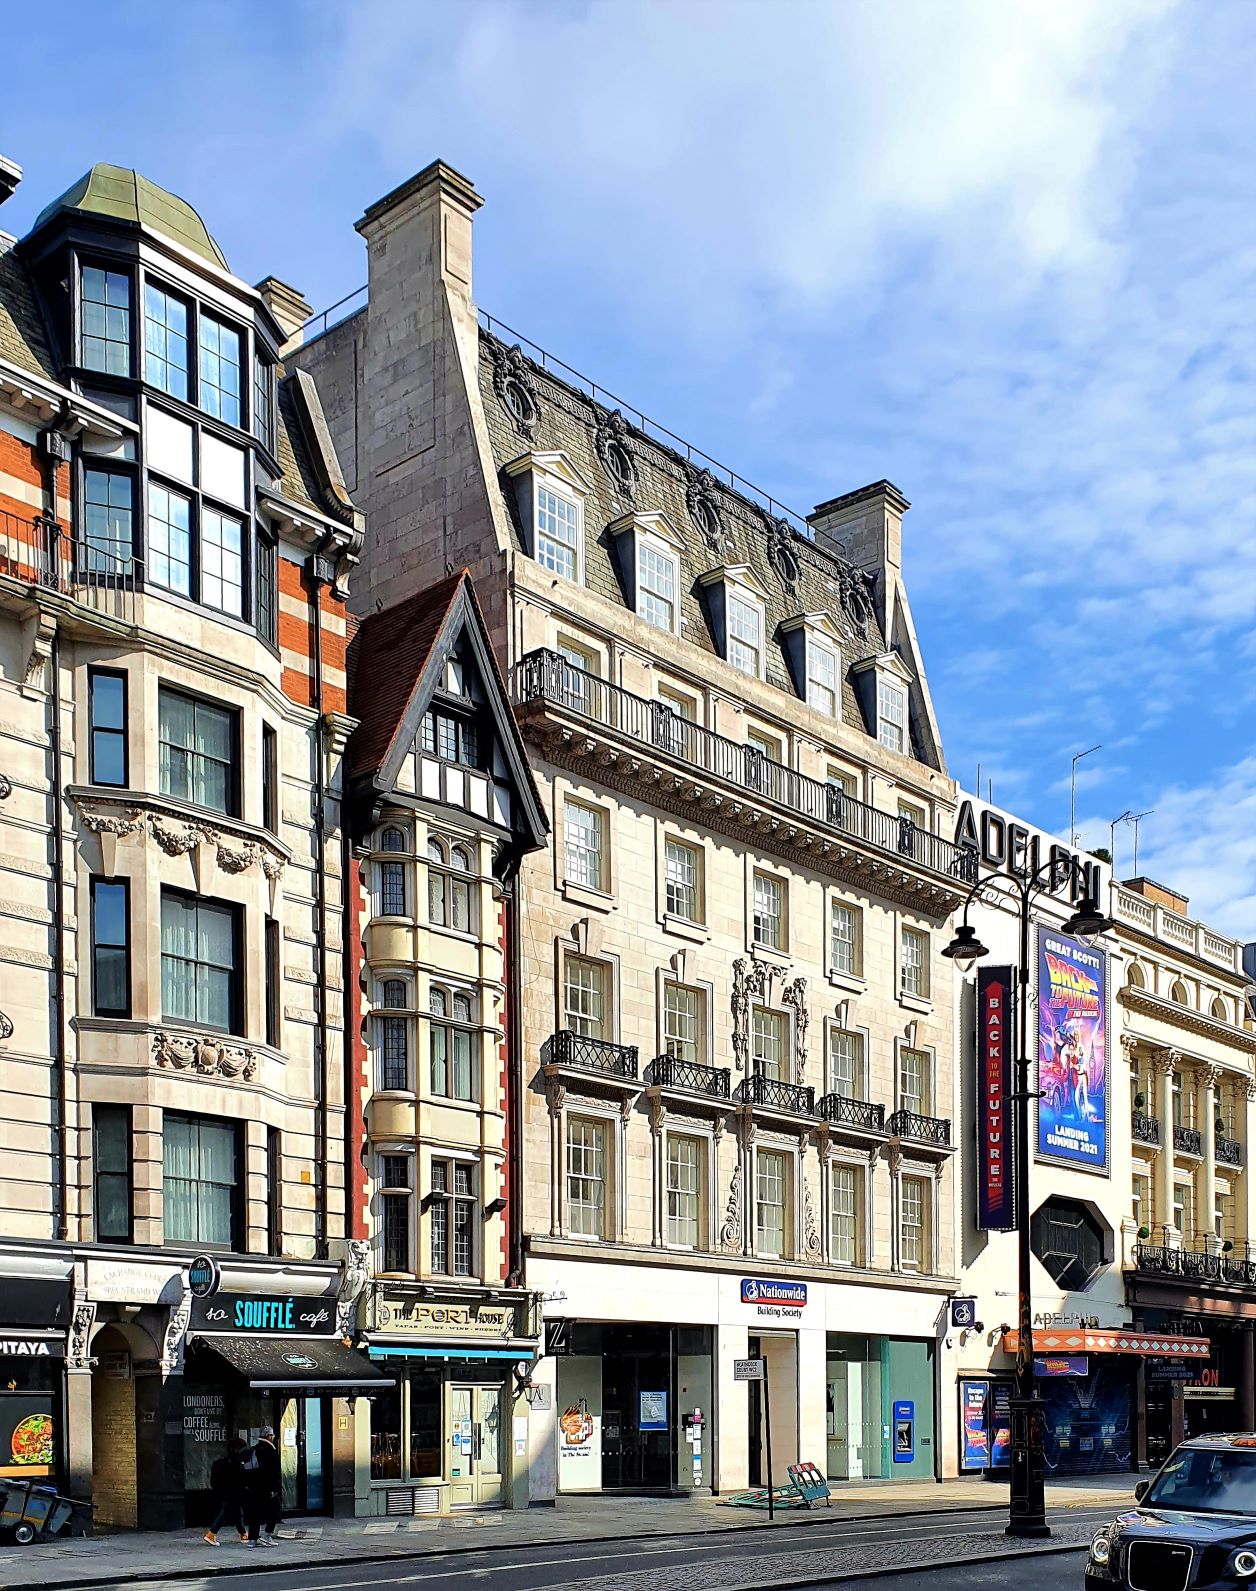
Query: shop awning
1003 1329 1210 1358
368 1346 528 1362
190 1335 394 1394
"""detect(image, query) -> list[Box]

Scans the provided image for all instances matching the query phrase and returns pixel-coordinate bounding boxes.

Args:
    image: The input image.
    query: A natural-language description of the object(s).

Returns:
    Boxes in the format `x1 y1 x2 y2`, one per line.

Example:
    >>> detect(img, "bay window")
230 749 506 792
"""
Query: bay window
83 467 134 573
430 1160 477 1276
91 878 131 1017
81 265 131 376
380 1155 412 1272
144 283 190 399
198 313 242 426
159 687 237 815
429 985 475 1101
160 890 241 1034
164 1113 239 1248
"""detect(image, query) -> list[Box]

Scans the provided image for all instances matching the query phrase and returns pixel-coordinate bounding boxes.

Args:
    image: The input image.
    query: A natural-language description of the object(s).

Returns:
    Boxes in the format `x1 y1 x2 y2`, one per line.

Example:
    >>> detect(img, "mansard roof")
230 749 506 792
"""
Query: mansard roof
476 326 895 745
30 164 229 270
346 568 547 853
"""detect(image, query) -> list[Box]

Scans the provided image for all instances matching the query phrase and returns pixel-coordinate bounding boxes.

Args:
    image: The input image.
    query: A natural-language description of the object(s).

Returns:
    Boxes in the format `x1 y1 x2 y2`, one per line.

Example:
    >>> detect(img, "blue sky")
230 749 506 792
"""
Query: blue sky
5 1 1254 934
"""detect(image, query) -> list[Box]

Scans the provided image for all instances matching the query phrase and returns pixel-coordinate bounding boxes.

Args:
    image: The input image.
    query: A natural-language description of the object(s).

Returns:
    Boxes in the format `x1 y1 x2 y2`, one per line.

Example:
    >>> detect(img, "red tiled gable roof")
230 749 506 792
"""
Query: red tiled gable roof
346 569 467 783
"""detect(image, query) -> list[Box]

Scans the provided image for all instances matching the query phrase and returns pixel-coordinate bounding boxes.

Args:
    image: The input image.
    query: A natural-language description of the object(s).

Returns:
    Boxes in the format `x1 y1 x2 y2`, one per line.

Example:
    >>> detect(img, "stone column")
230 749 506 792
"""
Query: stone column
1153 1050 1177 1242
1201 1063 1222 1248
64 1302 96 1516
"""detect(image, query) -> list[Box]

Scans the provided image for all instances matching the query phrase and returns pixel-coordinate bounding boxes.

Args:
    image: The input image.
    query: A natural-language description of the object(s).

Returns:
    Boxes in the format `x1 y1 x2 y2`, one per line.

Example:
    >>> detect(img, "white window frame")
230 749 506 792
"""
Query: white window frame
899 1172 932 1272
535 483 583 583
900 925 929 1000
727 590 765 679
563 799 606 892
563 953 610 1041
878 678 907 754
637 534 680 634
829 898 861 980
754 1147 789 1258
807 637 840 717
567 1114 609 1239
752 1005 788 1082
898 1045 933 1117
665 1133 704 1249
752 870 786 952
663 980 706 1067
830 1158 863 1266
828 1026 866 1100
664 837 702 924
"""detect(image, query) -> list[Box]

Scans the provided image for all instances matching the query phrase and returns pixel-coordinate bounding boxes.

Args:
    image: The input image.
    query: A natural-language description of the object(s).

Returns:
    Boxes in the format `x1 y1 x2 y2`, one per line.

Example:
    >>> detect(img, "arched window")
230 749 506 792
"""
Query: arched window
451 846 471 873
427 838 446 863
1171 981 1189 1007
381 826 407 853
382 978 408 1010
430 987 448 1018
1211 997 1227 1022
379 859 406 917
1126 963 1145 989
428 837 473 933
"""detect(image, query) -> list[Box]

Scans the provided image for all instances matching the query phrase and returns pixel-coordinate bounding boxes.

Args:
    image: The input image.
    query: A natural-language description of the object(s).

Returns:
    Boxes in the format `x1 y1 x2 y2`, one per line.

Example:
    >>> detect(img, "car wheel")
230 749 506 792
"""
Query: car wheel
14 1523 36 1544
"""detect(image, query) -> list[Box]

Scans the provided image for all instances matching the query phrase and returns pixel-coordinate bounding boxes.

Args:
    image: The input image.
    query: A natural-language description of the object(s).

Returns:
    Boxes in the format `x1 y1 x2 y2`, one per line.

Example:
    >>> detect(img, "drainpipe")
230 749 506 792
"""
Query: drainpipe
38 414 70 1240
504 855 525 1289
307 545 333 1257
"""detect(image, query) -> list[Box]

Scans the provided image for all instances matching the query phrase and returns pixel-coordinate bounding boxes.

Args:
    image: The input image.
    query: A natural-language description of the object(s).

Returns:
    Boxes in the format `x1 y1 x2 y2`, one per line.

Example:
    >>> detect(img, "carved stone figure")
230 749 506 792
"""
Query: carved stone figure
336 1239 371 1338
731 957 770 1074
781 977 809 1086
67 1302 96 1371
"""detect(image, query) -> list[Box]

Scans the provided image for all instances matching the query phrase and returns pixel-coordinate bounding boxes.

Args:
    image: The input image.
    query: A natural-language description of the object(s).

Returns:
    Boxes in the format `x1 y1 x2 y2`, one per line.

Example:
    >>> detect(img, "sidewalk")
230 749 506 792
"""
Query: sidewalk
1 1475 1132 1590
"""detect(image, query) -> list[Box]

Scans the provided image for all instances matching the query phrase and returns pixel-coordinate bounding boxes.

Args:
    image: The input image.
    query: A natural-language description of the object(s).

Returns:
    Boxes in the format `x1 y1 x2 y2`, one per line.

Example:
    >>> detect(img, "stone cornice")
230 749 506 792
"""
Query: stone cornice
1120 986 1256 1058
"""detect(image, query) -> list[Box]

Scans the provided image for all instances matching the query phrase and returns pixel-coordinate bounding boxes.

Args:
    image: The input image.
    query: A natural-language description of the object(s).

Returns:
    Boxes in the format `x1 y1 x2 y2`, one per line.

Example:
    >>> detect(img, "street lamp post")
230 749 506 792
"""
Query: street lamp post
943 856 1114 1540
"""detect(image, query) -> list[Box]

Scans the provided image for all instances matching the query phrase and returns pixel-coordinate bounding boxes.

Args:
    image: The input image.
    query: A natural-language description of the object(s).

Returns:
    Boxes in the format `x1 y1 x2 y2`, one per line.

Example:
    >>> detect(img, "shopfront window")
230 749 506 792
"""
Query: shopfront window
370 1382 403 1480
369 1370 443 1483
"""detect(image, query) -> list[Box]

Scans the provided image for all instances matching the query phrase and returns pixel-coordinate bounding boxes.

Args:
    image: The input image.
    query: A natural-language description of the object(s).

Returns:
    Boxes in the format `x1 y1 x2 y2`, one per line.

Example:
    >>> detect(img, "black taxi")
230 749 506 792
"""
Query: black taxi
1087 1435 1256 1591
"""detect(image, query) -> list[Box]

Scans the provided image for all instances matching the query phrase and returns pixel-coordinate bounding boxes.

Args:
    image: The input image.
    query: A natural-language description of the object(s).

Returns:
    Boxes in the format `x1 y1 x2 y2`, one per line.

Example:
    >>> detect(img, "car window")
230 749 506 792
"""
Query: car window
1147 1449 1256 1513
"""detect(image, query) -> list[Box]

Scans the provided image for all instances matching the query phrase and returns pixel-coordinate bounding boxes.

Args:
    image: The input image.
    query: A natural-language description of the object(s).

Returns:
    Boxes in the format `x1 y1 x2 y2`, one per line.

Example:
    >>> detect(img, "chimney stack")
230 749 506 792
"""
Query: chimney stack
256 276 313 356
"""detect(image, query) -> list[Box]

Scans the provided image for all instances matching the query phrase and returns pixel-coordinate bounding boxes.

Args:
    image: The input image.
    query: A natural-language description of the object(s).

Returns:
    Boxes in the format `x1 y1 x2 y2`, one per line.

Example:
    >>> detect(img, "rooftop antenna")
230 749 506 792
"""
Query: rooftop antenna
1070 745 1101 846
1109 809 1133 872
1128 809 1153 875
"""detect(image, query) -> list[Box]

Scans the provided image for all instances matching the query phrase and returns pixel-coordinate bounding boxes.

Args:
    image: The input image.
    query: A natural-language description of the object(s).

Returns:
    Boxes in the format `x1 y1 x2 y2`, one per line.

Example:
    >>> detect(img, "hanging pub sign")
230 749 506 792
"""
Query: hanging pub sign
190 1293 337 1337
1037 928 1109 1174
976 965 1016 1230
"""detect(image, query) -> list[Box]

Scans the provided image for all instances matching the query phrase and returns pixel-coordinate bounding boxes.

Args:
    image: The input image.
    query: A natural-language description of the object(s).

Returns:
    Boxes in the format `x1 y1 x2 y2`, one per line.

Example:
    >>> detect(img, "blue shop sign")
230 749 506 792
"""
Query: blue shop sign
740 1278 807 1307
190 1293 337 1336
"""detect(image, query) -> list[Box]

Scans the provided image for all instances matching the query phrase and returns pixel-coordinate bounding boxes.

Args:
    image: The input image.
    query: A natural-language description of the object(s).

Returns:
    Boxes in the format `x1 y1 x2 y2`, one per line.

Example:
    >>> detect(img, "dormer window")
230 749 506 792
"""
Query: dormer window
728 593 762 677
807 638 839 716
607 511 685 636
878 679 907 753
780 612 844 719
80 265 131 376
536 486 579 579
637 540 677 631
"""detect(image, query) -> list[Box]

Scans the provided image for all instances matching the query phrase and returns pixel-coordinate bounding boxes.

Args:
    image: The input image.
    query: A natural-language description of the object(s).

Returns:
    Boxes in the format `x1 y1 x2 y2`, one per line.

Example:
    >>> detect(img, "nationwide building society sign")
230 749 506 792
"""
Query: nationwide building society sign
740 1278 807 1319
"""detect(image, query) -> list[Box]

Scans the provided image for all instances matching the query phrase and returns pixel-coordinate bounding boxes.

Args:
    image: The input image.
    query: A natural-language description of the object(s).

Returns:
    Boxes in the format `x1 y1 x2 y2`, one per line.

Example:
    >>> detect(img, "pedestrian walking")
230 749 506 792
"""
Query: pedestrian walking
245 1425 283 1547
203 1437 249 1546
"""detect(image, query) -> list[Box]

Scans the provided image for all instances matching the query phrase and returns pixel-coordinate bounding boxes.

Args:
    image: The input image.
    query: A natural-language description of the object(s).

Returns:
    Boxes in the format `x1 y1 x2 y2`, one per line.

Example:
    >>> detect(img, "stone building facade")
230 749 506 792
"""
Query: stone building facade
0 160 382 1528
292 160 976 1493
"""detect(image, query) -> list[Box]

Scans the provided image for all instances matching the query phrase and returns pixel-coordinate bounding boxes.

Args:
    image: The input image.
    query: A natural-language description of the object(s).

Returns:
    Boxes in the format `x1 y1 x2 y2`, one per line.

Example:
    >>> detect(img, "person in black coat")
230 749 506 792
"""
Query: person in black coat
245 1426 283 1546
203 1437 248 1545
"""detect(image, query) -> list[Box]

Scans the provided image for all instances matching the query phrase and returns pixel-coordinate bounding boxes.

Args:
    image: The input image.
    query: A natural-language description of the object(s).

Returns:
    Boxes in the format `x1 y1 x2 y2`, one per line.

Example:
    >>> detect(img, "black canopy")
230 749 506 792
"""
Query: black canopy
190 1335 393 1395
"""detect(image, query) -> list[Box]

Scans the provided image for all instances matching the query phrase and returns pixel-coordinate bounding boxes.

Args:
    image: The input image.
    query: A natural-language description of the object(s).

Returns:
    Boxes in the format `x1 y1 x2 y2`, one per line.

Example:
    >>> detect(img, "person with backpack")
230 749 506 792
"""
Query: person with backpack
202 1437 248 1546
244 1425 283 1547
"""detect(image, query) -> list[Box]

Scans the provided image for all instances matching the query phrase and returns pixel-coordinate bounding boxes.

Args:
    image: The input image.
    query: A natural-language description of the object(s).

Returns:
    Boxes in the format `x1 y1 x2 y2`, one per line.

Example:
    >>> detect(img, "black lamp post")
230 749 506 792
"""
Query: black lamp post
943 858 1113 1539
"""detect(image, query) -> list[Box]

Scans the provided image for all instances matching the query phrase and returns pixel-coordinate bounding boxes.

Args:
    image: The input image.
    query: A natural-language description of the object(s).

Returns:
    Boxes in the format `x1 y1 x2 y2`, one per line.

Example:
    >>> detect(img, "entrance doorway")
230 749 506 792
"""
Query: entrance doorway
746 1334 798 1488
447 1385 503 1508
279 1397 327 1514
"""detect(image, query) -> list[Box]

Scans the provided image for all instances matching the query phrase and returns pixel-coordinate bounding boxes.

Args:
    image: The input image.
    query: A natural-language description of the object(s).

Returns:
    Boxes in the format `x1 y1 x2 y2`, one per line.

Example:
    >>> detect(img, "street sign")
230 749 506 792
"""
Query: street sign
733 1358 765 1382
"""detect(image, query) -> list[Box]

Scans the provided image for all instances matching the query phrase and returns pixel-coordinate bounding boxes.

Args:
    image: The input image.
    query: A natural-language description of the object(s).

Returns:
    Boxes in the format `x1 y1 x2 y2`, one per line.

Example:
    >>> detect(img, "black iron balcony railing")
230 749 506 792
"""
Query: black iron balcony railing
545 1029 639 1079
0 508 144 625
513 650 980 886
650 1054 731 1099
1173 1124 1203 1156
738 1072 815 1115
1134 1237 1256 1288
887 1108 951 1146
1131 1111 1161 1147
1217 1134 1243 1167
817 1093 886 1132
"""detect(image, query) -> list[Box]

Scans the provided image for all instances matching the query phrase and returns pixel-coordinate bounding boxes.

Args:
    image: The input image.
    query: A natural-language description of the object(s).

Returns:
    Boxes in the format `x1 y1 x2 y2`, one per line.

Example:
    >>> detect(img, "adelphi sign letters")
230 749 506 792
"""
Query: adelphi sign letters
954 799 1102 903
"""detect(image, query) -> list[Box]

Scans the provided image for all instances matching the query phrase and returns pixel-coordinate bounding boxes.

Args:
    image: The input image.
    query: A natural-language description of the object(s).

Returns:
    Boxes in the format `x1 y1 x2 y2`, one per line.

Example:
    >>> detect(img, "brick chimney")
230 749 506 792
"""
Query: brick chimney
256 276 313 356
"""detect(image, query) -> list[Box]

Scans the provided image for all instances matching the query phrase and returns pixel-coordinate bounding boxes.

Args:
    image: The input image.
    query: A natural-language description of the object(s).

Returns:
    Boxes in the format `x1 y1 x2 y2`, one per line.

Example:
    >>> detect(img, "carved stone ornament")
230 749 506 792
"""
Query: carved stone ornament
1201 1062 1225 1092
153 1029 259 1082
81 808 145 838
162 1289 193 1374
781 976 809 1086
686 467 729 556
0 773 12 800
802 1174 822 1258
1244 1076 1256 1104
719 1161 744 1251
67 1302 96 1371
216 841 261 876
731 957 771 1074
1152 1047 1180 1079
763 512 801 595
0 1010 12 1043
594 409 637 500
1119 1033 1138 1057
837 562 876 632
336 1238 371 1338
491 342 540 441
152 817 216 858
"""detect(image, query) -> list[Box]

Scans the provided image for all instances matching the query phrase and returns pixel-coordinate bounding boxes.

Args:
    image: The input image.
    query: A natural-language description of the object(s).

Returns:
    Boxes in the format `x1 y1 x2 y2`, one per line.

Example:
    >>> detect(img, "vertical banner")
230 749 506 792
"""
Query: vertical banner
1036 929 1109 1173
976 965 1016 1229
960 1380 990 1472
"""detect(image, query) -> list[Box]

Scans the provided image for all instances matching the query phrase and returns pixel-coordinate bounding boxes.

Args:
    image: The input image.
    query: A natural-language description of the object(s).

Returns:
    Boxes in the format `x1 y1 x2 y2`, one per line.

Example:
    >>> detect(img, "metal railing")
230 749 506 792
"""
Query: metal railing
1217 1134 1243 1167
817 1093 886 1132
1131 1111 1162 1147
300 284 368 342
0 508 144 625
513 651 978 886
1134 1238 1256 1288
1173 1125 1203 1157
738 1072 815 1115
545 1029 639 1079
887 1108 951 1146
650 1054 730 1099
